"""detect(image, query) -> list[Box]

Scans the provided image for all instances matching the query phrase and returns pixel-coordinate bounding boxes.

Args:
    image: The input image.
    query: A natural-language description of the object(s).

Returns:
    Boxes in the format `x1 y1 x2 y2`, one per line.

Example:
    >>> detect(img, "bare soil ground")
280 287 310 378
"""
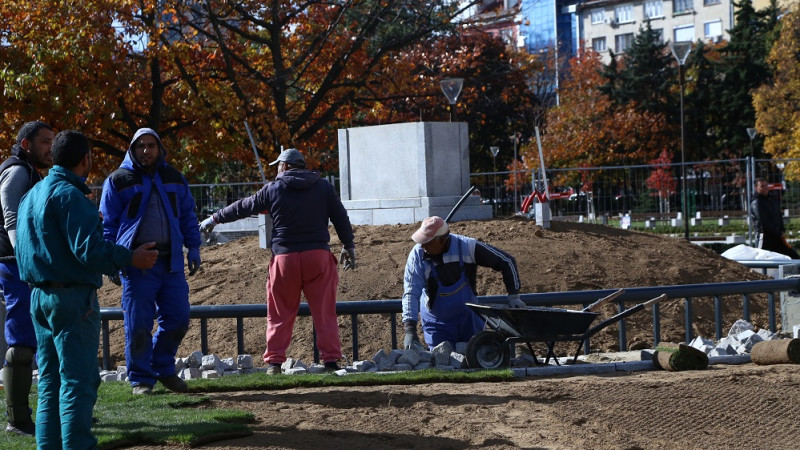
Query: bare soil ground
130 364 800 449
103 218 800 449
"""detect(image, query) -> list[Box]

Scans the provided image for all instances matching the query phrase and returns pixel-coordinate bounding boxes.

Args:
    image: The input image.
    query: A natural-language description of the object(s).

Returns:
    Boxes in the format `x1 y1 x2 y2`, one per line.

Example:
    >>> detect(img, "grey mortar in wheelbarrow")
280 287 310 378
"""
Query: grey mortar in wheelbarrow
464 289 668 369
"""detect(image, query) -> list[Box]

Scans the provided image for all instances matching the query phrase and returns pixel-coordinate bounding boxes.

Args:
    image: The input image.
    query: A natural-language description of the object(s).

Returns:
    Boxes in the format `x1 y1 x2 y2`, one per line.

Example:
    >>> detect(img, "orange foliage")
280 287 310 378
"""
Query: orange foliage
521 49 671 177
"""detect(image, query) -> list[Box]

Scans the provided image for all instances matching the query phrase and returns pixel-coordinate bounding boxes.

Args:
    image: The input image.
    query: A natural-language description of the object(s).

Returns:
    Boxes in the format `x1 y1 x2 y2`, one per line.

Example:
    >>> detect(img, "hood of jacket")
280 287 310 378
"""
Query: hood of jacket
122 128 167 172
277 169 320 189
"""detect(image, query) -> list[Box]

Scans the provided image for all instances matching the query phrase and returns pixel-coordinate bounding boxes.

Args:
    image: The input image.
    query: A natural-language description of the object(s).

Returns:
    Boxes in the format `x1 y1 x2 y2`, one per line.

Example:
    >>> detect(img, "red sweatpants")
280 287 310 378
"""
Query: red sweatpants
262 249 342 364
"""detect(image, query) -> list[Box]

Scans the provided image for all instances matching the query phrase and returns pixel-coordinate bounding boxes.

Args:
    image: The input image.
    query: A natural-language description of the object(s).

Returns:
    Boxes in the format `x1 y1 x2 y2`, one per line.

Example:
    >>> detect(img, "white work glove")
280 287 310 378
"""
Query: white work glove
199 215 217 233
508 293 525 308
340 247 356 270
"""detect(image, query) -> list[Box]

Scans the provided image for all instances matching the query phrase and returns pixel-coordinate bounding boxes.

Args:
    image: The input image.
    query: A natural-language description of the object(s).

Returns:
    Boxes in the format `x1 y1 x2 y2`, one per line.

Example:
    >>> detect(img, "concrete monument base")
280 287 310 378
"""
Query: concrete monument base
338 121 492 226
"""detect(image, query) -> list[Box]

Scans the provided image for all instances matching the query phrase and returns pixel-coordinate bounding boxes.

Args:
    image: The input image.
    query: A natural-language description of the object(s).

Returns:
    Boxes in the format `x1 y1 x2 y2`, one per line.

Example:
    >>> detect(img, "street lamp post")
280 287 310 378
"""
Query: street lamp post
671 41 692 240
490 146 500 215
746 127 757 158
439 78 464 122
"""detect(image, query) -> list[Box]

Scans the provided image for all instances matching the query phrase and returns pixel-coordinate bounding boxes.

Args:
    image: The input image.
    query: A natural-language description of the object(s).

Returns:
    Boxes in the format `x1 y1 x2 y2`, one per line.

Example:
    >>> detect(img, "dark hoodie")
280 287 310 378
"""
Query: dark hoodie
213 169 354 255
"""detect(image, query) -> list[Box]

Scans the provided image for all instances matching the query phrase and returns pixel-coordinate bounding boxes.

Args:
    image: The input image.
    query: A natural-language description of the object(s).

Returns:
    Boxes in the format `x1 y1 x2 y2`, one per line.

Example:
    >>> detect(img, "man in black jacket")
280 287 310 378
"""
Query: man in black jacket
0 121 53 436
751 177 799 259
200 148 356 374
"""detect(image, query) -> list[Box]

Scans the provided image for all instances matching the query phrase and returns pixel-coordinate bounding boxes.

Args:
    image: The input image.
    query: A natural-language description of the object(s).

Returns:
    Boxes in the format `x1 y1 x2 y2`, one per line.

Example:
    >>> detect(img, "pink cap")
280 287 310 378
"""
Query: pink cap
411 216 449 244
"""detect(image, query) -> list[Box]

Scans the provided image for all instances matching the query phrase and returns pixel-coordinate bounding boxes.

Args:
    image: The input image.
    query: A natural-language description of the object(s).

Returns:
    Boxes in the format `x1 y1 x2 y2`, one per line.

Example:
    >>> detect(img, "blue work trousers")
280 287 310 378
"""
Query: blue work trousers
121 258 189 387
31 285 101 450
0 261 37 349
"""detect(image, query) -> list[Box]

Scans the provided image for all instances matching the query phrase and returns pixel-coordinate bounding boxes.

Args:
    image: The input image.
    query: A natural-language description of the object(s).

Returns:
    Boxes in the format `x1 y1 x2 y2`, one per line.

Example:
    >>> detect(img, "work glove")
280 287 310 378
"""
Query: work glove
403 321 423 350
340 247 356 271
187 248 201 276
199 215 217 233
508 293 525 308
107 273 121 286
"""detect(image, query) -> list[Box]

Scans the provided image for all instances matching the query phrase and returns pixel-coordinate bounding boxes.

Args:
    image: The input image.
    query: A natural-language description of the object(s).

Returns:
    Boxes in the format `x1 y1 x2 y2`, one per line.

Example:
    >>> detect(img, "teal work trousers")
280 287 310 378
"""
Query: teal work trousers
31 285 101 450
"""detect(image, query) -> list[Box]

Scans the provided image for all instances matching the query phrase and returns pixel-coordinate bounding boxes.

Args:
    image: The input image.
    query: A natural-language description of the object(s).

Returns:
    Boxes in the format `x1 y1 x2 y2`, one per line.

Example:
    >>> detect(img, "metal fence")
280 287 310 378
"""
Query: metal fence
468 157 800 225
88 158 799 232
98 275 799 370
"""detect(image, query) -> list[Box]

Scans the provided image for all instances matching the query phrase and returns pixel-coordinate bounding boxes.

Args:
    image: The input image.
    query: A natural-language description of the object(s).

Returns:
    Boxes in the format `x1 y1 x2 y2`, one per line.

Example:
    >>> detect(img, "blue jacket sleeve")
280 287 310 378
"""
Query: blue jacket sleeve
99 176 123 243
402 247 427 323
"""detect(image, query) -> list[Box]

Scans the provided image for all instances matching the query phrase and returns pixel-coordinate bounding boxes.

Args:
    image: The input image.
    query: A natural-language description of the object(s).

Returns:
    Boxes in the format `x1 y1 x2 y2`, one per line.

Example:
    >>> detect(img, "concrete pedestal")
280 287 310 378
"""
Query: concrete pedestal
338 122 492 225
780 264 800 332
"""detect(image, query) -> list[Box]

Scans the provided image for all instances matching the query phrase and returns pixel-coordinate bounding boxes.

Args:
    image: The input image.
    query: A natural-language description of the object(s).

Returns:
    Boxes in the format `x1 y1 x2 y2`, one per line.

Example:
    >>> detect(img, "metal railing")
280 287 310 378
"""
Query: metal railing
98 277 800 370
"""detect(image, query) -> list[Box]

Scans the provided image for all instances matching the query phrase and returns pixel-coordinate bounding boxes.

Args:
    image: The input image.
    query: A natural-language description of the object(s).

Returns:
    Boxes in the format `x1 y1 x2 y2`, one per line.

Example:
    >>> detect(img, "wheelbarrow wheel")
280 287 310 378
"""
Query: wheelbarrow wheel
466 331 510 369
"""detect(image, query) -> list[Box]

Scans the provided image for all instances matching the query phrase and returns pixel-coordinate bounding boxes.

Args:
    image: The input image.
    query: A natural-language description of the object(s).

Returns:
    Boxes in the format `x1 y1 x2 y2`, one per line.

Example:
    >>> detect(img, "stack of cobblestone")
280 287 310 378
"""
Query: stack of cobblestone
97 340 492 381
686 319 783 357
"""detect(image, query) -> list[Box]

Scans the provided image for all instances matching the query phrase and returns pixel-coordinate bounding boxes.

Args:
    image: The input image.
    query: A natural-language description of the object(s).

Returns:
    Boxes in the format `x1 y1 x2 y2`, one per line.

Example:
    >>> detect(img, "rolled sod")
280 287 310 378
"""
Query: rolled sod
751 339 800 365
654 343 709 371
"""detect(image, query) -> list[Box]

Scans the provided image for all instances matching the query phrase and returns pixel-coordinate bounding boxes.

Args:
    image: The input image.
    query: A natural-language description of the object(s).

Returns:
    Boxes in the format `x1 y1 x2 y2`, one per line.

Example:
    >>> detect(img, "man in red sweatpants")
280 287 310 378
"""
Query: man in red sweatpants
200 148 356 373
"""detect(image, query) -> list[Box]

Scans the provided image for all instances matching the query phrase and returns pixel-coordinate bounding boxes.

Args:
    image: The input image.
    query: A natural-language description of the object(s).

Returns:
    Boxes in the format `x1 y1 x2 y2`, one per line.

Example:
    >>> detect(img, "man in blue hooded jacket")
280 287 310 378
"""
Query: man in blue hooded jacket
100 128 202 395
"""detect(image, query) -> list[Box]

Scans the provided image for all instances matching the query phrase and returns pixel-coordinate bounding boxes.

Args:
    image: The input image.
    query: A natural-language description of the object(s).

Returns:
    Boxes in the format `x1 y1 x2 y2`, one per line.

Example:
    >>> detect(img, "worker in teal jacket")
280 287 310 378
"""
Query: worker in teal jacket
15 130 158 450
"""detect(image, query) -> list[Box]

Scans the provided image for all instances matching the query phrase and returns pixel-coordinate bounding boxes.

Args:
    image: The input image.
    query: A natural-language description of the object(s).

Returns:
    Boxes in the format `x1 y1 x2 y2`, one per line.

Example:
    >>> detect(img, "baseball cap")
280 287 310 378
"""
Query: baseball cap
411 216 449 244
269 148 306 168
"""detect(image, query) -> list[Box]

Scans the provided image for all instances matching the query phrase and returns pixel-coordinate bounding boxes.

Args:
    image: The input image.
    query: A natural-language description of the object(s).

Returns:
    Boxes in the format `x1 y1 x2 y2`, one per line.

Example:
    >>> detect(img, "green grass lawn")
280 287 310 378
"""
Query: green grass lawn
1 369 514 449
0 382 254 450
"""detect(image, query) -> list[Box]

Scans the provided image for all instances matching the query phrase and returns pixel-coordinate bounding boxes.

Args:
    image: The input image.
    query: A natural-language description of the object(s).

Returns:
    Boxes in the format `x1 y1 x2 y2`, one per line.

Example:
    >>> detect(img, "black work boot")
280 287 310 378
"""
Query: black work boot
3 346 35 436
158 375 187 393
323 361 341 372
5 419 35 437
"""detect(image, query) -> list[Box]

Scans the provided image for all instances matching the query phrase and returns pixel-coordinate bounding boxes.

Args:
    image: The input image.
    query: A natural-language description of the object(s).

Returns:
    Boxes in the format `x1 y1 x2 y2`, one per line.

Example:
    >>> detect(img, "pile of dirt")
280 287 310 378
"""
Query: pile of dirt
96 218 770 366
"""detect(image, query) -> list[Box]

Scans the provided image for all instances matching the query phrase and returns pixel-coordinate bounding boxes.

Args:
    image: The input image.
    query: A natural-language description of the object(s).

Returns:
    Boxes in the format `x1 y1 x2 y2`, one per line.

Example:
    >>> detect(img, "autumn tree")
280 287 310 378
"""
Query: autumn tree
2 1 542 183
366 30 542 174
0 1 252 181
753 5 800 179
167 0 483 173
525 49 670 177
645 149 677 213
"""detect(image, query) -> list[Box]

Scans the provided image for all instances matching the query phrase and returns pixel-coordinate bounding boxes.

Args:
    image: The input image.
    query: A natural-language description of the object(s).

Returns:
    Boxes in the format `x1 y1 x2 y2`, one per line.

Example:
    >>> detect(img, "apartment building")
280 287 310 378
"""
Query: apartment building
578 0 734 62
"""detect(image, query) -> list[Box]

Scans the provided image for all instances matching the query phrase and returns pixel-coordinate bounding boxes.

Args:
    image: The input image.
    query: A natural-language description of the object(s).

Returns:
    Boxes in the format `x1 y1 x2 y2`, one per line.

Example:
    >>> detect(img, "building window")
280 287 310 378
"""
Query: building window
704 0 720 5
615 33 634 52
704 20 722 37
644 0 663 19
591 9 605 24
673 24 695 42
592 37 607 52
615 5 633 23
674 0 693 14
652 28 664 43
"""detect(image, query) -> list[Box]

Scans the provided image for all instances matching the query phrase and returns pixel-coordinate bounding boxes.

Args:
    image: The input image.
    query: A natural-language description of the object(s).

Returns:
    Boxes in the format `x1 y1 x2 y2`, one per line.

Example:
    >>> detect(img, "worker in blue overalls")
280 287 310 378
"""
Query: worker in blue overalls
100 128 202 395
402 216 523 349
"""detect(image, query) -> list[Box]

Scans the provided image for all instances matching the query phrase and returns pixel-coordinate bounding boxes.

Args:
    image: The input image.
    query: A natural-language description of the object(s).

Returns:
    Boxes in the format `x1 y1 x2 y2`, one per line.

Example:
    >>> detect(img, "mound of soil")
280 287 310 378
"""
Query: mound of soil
96 218 770 366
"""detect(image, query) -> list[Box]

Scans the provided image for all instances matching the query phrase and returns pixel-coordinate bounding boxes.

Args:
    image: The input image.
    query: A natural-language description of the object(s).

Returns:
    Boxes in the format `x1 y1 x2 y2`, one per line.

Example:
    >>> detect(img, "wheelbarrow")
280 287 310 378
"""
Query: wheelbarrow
464 289 668 369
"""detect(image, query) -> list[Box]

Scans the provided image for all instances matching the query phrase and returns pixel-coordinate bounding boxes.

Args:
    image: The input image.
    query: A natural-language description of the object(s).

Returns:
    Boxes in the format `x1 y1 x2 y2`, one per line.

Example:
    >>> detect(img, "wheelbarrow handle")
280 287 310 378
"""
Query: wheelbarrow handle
582 293 668 339
583 288 625 312
445 186 477 223
641 294 668 308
